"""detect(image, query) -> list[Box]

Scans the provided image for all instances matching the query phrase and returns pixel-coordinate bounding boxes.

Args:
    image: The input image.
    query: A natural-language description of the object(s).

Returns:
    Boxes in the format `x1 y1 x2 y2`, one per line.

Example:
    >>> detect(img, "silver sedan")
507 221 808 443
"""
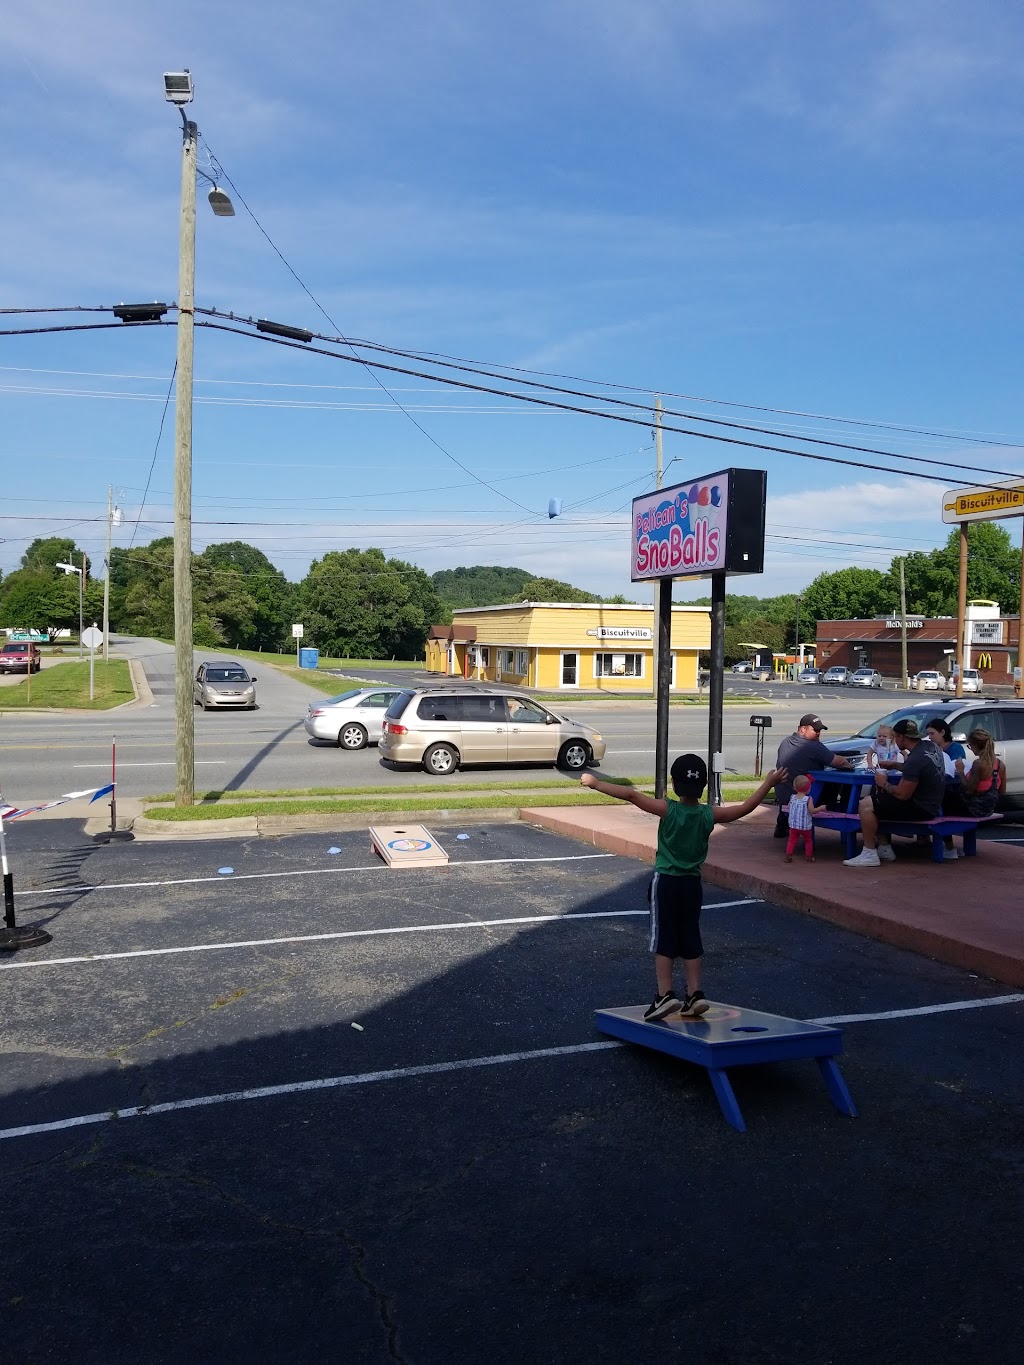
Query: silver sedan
304 687 403 749
850 668 882 688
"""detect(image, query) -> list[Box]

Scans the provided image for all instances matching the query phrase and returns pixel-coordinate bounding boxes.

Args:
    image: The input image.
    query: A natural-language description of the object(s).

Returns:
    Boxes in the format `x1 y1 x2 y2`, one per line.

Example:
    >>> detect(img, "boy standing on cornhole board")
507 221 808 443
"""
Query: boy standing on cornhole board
581 756 785 1020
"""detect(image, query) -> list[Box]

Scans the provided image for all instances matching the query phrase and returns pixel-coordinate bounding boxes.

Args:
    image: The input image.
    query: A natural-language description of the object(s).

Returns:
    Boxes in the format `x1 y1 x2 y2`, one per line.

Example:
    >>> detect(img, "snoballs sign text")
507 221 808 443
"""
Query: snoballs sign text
630 468 766 582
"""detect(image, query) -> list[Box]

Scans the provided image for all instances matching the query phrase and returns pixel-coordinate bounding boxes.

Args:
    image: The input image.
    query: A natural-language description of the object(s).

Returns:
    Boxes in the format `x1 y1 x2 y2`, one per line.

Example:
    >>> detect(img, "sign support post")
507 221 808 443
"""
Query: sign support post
708 572 726 805
955 522 968 698
1018 528 1024 697
654 577 672 799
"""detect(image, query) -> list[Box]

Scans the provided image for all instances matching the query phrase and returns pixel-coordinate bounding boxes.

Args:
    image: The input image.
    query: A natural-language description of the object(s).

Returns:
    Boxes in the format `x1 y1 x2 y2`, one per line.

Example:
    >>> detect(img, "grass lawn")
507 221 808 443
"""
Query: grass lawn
231 648 421 670
0 660 134 710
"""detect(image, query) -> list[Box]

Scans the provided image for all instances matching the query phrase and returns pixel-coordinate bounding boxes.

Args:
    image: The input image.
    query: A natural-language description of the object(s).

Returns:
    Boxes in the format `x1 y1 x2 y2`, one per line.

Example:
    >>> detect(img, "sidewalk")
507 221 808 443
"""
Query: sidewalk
520 802 1024 988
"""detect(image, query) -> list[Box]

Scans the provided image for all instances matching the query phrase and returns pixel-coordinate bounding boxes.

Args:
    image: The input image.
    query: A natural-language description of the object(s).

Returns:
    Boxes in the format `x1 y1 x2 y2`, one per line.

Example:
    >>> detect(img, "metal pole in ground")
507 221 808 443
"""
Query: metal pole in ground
0 802 53 951
955 521 968 698
707 571 726 804
654 576 673 799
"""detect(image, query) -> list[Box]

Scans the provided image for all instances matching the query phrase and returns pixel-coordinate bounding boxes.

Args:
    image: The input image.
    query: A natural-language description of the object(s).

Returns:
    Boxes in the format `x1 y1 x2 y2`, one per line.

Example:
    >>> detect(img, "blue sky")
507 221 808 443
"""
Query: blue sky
3 0 1023 604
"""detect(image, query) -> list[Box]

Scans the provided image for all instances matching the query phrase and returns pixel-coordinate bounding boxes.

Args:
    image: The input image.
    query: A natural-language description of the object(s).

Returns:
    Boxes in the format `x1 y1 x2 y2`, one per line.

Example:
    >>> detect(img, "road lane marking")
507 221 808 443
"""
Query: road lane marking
0 900 759 972
72 761 228 768
13 852 620 898
2 992 1022 1143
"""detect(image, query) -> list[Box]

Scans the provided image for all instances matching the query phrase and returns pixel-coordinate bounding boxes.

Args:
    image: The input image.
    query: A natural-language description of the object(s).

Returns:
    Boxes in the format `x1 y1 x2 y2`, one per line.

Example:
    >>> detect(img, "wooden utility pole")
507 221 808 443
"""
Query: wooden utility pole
103 485 112 663
173 118 197 806
954 522 968 698
652 398 664 699
899 557 908 689
1017 525 1024 697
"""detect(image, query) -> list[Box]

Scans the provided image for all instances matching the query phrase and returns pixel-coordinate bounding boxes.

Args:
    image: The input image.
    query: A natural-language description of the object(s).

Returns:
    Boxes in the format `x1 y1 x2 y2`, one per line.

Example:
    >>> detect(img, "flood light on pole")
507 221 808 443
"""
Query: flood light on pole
163 71 194 104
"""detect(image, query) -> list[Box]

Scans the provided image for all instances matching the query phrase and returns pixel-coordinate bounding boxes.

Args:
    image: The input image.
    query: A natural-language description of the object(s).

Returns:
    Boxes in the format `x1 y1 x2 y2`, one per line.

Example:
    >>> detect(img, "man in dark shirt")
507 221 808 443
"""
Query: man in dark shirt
844 717 946 867
774 713 851 836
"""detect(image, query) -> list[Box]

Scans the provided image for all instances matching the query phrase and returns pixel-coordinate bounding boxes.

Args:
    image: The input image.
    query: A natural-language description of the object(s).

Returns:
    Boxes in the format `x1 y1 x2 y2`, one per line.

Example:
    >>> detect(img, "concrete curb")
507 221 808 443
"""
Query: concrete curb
131 806 524 841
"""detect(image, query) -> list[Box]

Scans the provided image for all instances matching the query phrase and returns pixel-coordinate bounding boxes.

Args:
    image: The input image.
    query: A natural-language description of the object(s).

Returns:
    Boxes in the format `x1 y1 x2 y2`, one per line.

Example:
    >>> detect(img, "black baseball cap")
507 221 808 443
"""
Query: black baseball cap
799 713 827 731
892 718 922 739
671 753 708 796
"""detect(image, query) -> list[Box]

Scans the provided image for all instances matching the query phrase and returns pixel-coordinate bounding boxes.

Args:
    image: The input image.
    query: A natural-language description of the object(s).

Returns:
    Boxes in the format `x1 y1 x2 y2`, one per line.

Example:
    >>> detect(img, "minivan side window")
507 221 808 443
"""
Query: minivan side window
417 695 459 721
461 695 508 723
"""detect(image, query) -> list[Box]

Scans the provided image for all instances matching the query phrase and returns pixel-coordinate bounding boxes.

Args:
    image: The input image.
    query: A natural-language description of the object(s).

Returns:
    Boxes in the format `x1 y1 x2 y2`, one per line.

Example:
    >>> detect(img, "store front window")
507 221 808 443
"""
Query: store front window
594 652 644 678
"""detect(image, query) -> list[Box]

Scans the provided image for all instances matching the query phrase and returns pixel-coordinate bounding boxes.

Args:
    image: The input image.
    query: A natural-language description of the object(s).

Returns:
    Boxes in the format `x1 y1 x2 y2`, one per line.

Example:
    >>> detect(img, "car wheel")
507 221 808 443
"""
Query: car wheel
558 740 591 771
339 722 368 751
423 742 459 775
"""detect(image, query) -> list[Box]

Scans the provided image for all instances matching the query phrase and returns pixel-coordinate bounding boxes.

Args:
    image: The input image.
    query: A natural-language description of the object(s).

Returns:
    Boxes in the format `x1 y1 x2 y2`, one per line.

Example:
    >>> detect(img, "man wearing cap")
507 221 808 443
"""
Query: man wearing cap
773 713 851 838
844 717 945 867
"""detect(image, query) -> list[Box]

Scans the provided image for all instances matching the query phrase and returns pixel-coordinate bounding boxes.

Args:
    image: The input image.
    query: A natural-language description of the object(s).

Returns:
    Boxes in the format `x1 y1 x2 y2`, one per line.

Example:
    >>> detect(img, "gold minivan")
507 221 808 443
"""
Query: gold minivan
379 688 606 775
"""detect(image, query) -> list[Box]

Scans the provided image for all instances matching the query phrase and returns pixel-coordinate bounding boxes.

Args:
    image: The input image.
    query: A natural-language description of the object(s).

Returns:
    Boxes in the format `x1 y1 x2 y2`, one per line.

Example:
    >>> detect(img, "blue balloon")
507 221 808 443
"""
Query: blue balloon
548 498 562 519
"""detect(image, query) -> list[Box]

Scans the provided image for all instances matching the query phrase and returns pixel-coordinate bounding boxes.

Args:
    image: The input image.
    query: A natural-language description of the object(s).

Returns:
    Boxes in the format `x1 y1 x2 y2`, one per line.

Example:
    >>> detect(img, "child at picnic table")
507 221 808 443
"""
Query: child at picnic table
784 774 818 863
580 757 786 1021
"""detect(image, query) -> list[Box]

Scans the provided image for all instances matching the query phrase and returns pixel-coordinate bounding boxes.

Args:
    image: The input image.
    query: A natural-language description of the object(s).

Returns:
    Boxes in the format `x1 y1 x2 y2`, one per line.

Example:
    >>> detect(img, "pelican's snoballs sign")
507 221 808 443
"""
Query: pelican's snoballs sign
630 468 766 582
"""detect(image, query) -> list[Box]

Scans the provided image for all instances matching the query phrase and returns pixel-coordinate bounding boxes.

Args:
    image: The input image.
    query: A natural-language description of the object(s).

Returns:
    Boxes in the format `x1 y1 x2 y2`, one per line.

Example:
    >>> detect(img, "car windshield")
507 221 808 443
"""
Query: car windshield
853 670 872 677
1 644 26 654
324 689 367 704
851 703 957 740
207 669 248 683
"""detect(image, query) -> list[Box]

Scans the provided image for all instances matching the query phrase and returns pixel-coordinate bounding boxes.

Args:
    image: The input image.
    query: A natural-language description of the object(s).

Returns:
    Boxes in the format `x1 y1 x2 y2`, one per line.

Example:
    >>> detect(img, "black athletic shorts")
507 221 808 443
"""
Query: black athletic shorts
870 788 938 825
648 872 703 960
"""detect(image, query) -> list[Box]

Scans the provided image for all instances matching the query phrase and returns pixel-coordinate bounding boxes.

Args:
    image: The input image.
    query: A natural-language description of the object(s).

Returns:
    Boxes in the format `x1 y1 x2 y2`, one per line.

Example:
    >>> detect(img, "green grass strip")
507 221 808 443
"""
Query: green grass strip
0 660 134 711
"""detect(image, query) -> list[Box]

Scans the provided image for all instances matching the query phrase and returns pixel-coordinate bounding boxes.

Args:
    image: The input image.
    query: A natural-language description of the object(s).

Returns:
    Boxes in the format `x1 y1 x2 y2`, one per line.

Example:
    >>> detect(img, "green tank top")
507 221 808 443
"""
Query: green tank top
655 800 716 876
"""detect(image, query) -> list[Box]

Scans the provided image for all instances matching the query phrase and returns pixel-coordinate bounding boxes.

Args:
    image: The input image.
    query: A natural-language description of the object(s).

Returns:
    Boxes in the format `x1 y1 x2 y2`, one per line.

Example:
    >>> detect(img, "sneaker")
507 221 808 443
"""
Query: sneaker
844 848 881 867
877 844 897 863
784 854 793 863
682 990 710 1016
644 992 683 1021
943 845 960 861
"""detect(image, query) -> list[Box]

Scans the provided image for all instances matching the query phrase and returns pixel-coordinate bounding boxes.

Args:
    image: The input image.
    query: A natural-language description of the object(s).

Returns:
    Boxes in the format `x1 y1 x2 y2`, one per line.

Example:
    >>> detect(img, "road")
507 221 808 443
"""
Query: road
0 636 932 804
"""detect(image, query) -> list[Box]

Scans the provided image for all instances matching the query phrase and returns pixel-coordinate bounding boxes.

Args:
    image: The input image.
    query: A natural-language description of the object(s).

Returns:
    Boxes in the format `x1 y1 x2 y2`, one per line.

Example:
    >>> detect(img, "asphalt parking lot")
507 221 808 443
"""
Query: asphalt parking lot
1 819 1022 1364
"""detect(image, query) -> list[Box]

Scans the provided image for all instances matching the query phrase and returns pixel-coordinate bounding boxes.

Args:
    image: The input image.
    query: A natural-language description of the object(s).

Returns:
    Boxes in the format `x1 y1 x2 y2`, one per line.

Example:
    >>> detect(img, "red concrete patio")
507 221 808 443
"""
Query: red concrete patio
520 803 1024 988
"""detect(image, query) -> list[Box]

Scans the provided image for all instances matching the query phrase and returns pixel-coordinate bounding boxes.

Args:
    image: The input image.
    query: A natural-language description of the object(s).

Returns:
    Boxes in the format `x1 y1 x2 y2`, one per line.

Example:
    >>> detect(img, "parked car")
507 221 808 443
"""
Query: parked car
379 688 606 775
850 668 883 689
0 641 42 674
193 660 257 710
823 699 1024 809
798 667 821 683
304 687 403 749
822 666 849 685
730 661 753 673
911 670 946 692
961 668 983 694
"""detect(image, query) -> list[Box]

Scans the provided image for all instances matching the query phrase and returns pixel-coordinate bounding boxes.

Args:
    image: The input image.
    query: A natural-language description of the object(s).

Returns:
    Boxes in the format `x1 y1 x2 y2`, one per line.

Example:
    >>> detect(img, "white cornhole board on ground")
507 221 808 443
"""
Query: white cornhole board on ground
369 824 449 868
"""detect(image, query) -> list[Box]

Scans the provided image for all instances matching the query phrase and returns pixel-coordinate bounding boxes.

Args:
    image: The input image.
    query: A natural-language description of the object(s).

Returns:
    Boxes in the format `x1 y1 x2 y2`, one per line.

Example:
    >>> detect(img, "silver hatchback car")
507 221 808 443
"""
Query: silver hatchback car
194 660 257 710
304 687 403 749
379 688 606 775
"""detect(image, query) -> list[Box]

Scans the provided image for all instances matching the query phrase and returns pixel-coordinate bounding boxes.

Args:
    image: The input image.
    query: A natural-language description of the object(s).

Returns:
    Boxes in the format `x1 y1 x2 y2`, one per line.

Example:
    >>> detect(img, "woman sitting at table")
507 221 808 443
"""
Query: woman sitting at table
951 728 1006 818
925 717 966 777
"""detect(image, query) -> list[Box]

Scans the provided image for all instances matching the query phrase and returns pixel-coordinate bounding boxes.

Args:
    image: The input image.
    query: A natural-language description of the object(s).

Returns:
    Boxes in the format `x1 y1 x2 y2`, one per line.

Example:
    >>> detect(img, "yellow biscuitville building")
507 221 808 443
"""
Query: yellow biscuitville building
425 602 711 691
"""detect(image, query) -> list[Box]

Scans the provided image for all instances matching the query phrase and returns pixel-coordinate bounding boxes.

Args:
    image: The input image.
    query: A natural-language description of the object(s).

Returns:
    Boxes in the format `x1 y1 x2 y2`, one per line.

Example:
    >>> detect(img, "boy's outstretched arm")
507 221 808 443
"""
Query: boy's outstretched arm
712 767 787 825
579 771 668 817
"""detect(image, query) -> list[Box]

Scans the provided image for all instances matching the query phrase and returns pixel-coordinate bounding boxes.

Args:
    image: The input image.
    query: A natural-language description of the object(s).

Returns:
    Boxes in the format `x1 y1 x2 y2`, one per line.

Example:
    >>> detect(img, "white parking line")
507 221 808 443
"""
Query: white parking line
14 852 618 899
0 899 760 972
2 991 1022 1143
809 993 1024 1024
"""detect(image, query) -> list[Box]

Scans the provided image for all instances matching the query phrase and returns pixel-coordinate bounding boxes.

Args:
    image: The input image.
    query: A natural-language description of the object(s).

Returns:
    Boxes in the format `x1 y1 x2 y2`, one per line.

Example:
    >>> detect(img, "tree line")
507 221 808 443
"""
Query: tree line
1 523 1018 661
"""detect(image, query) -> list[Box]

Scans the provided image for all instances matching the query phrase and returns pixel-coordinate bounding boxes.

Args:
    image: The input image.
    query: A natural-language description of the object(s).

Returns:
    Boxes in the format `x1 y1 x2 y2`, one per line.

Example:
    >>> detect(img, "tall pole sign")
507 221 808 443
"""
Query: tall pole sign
632 468 767 802
942 477 1024 699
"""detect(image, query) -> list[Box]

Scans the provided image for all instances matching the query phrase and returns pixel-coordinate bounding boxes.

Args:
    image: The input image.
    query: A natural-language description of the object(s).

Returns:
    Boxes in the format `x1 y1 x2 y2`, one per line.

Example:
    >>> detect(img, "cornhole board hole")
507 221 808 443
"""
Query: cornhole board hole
594 1002 857 1133
369 825 449 869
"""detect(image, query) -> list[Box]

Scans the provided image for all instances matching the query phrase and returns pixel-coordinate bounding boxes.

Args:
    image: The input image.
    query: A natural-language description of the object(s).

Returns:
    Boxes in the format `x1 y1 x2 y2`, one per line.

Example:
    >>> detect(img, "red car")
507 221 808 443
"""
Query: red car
0 641 42 674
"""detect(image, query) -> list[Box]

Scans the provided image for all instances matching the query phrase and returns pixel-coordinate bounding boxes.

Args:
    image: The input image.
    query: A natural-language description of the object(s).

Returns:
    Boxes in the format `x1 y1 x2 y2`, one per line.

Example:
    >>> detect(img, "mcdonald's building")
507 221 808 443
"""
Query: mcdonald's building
815 602 1021 684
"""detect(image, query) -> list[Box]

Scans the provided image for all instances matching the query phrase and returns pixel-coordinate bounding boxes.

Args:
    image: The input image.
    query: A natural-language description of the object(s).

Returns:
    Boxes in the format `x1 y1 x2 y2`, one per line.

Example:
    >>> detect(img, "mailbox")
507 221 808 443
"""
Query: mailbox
749 715 772 728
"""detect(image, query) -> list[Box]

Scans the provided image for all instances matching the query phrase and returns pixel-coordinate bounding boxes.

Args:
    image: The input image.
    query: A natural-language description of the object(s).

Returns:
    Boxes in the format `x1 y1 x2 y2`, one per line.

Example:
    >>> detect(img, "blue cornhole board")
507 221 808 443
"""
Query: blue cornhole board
594 1002 858 1132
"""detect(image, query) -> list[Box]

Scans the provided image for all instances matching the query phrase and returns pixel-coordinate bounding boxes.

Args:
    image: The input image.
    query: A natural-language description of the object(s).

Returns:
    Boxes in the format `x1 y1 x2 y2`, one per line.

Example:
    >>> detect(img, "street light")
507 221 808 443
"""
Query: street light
161 71 234 806
56 560 84 660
